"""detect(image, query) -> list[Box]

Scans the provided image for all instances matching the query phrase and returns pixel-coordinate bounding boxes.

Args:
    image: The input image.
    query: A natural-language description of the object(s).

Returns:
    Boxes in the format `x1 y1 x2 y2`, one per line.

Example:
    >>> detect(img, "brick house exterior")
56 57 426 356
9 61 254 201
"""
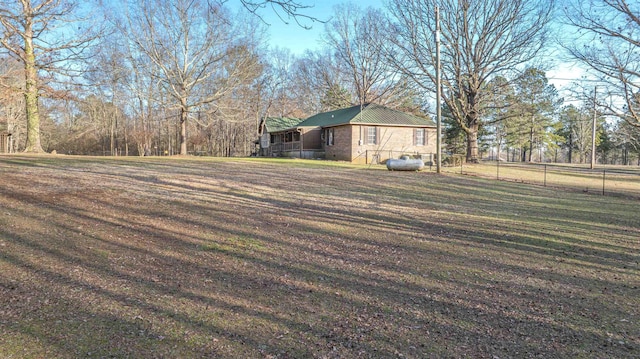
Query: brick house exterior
322 124 436 163
261 104 436 164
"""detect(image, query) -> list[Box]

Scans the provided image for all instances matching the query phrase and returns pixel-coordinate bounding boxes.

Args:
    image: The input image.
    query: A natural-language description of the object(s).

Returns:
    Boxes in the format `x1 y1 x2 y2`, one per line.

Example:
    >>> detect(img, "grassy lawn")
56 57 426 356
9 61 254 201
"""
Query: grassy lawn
448 162 640 198
0 155 638 358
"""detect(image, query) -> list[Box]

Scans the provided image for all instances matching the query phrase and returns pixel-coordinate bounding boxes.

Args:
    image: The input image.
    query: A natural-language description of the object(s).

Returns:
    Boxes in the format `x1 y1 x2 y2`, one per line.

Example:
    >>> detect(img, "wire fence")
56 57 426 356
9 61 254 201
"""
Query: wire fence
445 161 640 199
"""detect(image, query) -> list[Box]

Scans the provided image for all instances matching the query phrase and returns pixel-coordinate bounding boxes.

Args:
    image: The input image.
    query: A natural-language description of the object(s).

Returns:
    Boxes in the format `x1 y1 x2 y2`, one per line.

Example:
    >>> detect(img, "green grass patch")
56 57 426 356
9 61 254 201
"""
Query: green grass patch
200 236 265 253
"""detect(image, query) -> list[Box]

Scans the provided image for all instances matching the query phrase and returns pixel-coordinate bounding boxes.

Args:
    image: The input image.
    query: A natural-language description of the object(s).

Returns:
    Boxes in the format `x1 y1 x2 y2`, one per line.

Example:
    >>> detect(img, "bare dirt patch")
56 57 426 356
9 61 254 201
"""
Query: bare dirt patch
0 155 638 358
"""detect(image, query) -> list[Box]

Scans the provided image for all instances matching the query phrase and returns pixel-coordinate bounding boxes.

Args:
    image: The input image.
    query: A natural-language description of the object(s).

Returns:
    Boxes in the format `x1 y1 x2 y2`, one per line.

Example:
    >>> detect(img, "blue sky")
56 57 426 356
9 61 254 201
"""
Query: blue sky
254 0 385 55
250 1 583 90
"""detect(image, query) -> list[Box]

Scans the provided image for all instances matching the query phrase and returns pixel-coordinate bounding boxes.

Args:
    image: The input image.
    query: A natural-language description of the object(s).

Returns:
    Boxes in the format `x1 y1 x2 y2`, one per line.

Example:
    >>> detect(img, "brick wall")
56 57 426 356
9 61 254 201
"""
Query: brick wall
324 125 353 161
321 125 437 163
350 125 437 164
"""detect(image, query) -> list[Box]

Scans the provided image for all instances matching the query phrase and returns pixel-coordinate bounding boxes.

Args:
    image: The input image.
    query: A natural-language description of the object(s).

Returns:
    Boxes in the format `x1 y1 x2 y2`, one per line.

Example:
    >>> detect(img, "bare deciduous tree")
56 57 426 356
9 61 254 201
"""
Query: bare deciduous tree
563 0 640 128
84 37 131 156
386 0 555 162
0 58 25 151
261 48 303 118
323 3 401 107
0 0 98 153
613 119 640 164
292 49 348 114
116 0 262 155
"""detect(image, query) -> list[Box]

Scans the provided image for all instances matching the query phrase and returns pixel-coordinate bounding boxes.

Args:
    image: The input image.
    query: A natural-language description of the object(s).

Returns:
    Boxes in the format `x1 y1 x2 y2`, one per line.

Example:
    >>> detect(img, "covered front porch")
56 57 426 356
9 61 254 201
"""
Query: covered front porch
268 127 324 159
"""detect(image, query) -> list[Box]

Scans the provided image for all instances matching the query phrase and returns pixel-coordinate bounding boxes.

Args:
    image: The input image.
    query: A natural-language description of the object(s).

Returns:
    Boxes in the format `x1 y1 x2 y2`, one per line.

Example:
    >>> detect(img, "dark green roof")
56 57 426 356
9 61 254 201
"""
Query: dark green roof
264 117 303 132
297 104 435 128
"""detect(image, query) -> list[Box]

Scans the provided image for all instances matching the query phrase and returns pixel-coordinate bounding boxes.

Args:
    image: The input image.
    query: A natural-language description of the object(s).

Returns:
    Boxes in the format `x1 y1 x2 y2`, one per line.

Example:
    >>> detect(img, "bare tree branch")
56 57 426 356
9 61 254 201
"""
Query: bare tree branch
114 0 262 155
0 0 102 152
385 0 555 162
238 0 322 29
563 0 640 127
323 3 407 108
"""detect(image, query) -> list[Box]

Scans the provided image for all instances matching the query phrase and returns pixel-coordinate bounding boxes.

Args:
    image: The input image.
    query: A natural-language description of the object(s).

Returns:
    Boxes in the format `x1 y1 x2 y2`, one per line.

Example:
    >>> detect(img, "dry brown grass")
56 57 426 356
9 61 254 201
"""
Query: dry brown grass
450 162 640 198
0 155 638 358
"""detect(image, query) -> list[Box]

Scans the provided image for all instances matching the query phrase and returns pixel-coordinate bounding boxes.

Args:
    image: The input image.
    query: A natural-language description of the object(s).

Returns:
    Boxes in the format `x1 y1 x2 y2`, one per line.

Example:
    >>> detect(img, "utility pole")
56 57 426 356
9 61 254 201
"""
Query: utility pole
435 6 442 174
591 86 597 169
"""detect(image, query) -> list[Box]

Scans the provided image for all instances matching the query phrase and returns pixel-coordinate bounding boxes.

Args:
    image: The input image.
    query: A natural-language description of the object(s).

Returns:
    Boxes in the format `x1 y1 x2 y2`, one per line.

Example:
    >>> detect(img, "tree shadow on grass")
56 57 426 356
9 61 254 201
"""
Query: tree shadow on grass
0 156 638 357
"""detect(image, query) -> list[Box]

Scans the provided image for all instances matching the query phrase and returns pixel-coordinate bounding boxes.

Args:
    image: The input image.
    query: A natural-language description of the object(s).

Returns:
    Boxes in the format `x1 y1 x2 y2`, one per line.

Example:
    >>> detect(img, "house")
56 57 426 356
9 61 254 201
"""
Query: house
257 116 302 157
0 123 11 154
260 104 437 164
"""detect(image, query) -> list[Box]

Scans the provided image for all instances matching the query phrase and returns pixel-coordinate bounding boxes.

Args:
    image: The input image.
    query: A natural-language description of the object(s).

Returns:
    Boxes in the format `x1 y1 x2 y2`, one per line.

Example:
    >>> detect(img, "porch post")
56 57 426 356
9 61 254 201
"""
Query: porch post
299 129 303 159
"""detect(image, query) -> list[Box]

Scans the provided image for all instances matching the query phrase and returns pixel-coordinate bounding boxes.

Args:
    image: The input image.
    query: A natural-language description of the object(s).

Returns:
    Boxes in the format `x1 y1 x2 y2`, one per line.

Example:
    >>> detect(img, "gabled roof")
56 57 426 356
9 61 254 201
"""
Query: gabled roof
297 103 435 128
263 117 303 133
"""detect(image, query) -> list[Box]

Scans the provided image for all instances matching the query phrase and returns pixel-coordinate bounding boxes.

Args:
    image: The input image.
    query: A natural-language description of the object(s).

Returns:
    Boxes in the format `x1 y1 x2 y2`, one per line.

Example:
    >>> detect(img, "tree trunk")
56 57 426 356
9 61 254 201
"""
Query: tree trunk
568 132 573 163
464 87 480 163
23 30 44 153
528 127 534 162
124 125 129 156
466 121 479 163
110 116 116 156
180 107 188 155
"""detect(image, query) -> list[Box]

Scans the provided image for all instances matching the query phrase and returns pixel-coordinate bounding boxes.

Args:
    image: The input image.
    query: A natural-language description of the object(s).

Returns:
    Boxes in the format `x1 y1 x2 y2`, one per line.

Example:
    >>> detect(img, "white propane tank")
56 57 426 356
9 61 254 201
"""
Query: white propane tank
386 156 425 171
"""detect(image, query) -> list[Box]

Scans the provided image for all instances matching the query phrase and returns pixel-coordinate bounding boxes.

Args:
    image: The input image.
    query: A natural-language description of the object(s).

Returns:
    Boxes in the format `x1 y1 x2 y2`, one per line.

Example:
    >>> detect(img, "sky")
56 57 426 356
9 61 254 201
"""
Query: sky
249 0 585 95
252 0 385 55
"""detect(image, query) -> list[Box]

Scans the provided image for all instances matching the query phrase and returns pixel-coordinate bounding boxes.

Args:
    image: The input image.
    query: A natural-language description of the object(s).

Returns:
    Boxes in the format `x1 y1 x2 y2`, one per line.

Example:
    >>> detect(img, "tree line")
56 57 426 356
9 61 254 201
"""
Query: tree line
1 0 639 164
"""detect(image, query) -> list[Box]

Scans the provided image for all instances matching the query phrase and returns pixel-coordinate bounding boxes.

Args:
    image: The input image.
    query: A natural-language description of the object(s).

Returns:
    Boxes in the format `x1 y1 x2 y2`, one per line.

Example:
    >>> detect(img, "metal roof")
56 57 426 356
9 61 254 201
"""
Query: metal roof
263 117 303 132
297 103 435 128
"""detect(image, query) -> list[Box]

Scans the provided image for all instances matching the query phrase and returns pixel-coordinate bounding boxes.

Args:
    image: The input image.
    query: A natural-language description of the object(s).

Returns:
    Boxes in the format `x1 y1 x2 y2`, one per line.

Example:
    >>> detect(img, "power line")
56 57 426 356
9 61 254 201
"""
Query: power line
547 77 604 82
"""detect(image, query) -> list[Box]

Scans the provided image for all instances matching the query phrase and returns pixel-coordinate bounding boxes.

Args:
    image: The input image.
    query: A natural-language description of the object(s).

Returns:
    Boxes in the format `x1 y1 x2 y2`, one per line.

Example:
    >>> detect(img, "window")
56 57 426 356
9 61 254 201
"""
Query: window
366 127 377 145
415 128 425 146
325 128 334 146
